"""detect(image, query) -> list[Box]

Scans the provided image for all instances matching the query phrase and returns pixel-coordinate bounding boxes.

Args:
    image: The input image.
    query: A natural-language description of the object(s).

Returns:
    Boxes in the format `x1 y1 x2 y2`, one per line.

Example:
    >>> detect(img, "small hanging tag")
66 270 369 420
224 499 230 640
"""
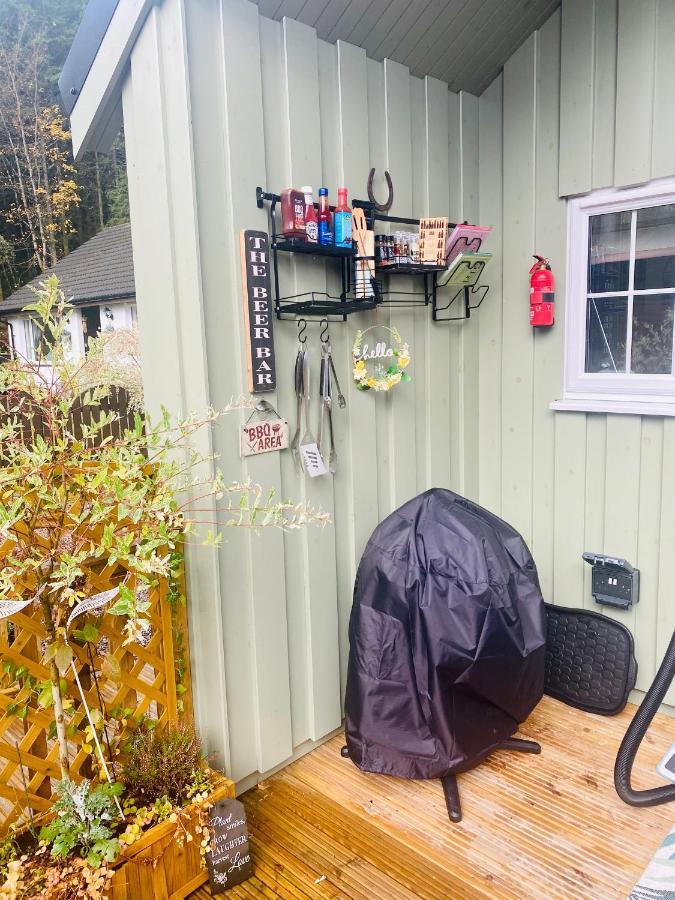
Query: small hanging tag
300 442 327 477
239 400 289 457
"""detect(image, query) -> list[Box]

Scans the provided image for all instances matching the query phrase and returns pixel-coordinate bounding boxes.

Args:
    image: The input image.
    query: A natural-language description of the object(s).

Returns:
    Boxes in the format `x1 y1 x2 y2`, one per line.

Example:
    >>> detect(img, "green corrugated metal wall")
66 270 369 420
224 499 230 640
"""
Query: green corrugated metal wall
122 0 675 788
123 0 485 786
479 0 675 711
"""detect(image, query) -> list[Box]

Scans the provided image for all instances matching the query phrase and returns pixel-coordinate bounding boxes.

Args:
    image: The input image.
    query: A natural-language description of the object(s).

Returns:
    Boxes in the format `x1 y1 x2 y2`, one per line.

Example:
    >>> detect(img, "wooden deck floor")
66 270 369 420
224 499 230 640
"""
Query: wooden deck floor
192 696 675 899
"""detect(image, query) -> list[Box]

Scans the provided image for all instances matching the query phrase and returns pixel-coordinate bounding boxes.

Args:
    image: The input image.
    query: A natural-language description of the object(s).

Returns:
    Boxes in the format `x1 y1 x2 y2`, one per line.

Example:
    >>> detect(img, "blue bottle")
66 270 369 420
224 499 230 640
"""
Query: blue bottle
318 188 333 246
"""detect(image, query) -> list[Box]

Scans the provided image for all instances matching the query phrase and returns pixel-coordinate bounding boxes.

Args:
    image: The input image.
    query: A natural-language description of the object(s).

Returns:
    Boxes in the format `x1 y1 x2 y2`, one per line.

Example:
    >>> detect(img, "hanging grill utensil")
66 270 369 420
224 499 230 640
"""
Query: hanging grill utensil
290 343 305 473
328 353 346 409
299 349 326 477
318 354 327 460
325 358 337 474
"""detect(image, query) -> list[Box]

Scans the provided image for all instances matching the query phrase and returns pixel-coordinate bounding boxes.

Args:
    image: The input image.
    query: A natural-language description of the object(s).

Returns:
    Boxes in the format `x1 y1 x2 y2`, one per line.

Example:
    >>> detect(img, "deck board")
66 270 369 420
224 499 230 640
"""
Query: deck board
192 696 675 898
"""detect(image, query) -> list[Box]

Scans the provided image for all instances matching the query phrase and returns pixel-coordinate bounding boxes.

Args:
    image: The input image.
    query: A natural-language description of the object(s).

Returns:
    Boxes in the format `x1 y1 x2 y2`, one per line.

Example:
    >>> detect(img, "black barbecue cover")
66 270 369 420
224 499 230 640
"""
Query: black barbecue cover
344 489 546 780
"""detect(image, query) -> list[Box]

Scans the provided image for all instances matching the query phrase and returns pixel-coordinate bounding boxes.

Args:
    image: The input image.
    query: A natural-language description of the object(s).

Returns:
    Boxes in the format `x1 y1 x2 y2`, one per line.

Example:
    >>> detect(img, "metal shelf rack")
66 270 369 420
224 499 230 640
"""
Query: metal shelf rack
255 187 490 322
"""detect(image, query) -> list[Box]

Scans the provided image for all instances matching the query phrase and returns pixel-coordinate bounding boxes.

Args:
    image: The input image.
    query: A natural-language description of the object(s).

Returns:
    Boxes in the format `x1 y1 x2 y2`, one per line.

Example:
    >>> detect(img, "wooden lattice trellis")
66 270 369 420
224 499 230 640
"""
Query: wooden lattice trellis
0 550 191 834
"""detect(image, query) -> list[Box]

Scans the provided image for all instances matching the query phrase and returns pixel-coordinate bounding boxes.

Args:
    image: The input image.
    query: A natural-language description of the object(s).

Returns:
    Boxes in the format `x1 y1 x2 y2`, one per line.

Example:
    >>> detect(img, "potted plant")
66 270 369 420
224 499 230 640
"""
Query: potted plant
0 723 233 899
0 277 325 898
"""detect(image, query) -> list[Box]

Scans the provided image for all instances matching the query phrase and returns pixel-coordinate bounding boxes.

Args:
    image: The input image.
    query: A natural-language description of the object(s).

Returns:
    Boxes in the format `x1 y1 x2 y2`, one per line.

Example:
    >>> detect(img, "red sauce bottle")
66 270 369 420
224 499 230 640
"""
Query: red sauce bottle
301 186 318 244
280 188 306 240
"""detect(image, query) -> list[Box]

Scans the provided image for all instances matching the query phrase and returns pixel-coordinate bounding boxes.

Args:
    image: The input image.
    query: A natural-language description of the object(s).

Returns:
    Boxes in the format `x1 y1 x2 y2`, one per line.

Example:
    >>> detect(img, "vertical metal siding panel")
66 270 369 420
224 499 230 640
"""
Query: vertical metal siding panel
532 11 565 601
658 419 675 706
614 0 657 187
501 34 536 545
333 38 380 698
217 0 293 774
558 0 594 197
635 418 663 692
124 1 232 771
553 413 588 605
411 75 430 493
651 0 675 179
447 90 463 491
316 38 348 705
602 416 642 634
281 17 342 741
459 92 480 502
367 58 393 515
423 76 452 491
185 0 257 781
477 75 503 515
384 58 418 508
582 416 606 610
336 40 380 539
591 0 617 189
258 17 310 748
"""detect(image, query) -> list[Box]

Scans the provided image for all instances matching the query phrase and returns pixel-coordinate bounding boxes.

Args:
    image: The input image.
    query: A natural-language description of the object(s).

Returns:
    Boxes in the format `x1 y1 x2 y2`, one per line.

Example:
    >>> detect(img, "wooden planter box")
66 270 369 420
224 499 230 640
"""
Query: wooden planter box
108 780 235 900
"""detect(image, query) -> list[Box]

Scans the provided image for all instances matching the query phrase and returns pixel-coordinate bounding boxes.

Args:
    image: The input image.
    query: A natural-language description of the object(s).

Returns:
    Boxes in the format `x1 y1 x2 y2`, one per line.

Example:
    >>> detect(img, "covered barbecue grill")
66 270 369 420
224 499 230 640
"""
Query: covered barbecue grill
343 488 547 822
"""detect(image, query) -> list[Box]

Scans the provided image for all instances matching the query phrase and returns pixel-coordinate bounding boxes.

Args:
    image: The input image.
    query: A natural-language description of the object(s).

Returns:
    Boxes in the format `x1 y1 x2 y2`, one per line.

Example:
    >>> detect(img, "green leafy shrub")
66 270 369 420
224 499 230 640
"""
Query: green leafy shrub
38 780 123 868
121 722 204 805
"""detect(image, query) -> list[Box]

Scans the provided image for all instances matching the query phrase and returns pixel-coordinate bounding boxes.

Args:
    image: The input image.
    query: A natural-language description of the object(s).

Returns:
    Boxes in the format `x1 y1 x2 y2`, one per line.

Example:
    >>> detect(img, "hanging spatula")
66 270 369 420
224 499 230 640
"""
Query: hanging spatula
299 349 326 478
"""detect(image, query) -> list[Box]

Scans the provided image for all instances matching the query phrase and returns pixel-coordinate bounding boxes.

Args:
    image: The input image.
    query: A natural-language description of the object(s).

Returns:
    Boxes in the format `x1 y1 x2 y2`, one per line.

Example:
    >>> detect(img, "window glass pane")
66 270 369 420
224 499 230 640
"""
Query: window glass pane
585 296 627 372
634 204 675 289
588 211 631 293
630 295 674 374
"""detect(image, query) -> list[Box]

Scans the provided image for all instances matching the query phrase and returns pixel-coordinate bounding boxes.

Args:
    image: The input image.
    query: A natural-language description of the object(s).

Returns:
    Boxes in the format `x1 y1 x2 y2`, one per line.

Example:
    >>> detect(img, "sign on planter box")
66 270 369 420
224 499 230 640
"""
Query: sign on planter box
205 797 253 893
240 229 276 393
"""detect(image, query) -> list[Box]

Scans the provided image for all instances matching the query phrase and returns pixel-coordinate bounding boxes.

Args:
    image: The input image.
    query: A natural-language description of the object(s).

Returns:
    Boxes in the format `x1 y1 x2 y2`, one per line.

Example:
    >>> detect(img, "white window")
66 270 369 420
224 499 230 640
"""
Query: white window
554 178 675 416
10 313 80 364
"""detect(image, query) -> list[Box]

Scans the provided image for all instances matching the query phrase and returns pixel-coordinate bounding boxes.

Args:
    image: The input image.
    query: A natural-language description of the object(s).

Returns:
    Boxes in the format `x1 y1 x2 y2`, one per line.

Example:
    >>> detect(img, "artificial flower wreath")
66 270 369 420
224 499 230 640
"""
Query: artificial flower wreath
352 325 412 392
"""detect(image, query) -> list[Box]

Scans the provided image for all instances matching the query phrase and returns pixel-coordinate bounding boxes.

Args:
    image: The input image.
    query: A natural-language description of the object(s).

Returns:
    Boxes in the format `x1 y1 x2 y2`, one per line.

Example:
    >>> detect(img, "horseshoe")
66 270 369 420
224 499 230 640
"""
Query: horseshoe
367 168 394 213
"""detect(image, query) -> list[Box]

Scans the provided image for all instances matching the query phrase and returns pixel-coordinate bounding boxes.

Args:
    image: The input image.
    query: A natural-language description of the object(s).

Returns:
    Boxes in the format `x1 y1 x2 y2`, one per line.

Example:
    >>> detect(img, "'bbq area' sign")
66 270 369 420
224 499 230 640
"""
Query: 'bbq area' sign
240 229 276 393
205 797 253 893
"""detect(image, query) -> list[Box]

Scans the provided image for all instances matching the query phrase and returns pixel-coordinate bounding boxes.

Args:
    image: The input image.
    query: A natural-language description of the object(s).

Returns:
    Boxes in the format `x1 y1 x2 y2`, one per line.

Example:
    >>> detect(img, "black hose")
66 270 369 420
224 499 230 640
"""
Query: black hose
614 628 675 806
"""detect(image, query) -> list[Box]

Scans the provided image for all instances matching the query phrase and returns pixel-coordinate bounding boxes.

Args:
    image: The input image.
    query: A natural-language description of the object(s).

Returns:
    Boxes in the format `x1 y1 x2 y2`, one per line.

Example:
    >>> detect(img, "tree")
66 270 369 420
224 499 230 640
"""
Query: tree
0 277 326 778
0 0 129 299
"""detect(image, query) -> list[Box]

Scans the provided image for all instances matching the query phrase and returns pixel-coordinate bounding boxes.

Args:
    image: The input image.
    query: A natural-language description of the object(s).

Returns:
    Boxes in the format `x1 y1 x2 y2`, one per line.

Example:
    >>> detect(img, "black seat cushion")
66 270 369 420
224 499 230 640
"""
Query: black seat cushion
544 604 638 716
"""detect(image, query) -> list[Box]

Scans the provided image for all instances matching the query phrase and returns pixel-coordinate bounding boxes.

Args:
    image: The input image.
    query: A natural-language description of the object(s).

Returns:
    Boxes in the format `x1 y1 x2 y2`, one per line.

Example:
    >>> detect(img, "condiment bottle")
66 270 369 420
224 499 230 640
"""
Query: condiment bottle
301 186 318 244
334 187 352 248
280 188 306 240
318 188 333 246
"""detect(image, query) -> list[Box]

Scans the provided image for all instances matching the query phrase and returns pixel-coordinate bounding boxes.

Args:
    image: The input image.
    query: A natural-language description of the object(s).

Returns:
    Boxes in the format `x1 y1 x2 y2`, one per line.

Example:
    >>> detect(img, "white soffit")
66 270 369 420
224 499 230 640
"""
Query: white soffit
253 0 561 95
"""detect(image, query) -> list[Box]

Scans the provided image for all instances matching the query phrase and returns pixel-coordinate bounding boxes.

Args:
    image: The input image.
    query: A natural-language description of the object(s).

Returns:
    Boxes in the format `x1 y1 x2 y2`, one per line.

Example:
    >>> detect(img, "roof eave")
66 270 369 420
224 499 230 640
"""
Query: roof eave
63 0 156 159
0 292 136 318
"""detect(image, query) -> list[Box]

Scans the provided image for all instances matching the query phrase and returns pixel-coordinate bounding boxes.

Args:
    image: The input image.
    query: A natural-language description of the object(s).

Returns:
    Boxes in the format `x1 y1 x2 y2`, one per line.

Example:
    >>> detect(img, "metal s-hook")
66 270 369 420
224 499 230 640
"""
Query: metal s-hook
367 168 394 213
297 318 307 344
319 317 329 346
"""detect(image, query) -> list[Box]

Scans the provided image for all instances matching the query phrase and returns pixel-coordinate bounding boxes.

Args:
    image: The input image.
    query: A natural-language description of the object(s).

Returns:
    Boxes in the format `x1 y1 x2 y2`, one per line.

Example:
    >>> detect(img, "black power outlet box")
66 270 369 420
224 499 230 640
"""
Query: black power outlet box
582 553 640 610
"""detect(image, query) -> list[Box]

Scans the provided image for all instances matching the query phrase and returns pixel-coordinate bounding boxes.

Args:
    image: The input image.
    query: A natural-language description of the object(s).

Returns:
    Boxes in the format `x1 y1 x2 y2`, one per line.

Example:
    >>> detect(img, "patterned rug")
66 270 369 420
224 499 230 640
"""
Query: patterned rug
630 825 675 899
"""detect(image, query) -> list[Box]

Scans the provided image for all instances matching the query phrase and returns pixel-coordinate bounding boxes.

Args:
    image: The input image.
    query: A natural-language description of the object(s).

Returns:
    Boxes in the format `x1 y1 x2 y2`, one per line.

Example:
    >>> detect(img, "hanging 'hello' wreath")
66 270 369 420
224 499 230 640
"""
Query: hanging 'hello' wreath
352 325 412 392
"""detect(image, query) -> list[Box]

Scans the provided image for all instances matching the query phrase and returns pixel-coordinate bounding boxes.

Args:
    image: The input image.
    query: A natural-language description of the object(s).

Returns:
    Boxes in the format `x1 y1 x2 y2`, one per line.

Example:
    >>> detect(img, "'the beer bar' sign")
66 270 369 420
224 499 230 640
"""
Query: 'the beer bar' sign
240 229 276 393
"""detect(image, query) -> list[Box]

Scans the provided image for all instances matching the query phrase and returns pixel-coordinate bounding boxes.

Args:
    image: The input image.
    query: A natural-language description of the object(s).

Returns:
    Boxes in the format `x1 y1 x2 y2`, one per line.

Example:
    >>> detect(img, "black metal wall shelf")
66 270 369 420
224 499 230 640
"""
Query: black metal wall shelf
273 238 355 259
433 282 490 322
255 187 490 323
274 291 380 319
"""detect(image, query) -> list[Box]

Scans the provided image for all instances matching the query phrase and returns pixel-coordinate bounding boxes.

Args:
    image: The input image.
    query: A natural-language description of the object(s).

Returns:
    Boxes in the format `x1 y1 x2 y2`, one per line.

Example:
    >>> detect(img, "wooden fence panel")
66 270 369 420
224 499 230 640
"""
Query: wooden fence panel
0 551 186 834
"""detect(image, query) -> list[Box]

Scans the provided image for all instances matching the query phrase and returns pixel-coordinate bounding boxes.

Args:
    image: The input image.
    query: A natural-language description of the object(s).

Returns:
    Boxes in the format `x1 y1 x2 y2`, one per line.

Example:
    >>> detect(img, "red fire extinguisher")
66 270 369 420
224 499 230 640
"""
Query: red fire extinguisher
529 255 555 327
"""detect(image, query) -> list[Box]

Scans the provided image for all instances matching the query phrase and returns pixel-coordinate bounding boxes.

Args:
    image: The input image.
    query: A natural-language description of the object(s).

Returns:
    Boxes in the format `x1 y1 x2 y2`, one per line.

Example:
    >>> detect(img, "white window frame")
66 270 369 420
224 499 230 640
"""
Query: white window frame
553 177 675 416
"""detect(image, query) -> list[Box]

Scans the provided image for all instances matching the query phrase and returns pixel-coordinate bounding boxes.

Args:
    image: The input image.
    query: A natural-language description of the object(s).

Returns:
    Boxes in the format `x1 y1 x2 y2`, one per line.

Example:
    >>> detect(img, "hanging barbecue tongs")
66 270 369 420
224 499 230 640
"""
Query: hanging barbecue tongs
319 318 346 409
317 353 327 459
319 343 337 475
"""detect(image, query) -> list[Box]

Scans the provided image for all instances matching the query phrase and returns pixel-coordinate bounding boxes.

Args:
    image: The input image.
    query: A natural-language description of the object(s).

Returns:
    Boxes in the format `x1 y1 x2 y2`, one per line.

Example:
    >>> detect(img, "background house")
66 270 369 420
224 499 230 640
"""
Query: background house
62 0 675 794
1 223 135 362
